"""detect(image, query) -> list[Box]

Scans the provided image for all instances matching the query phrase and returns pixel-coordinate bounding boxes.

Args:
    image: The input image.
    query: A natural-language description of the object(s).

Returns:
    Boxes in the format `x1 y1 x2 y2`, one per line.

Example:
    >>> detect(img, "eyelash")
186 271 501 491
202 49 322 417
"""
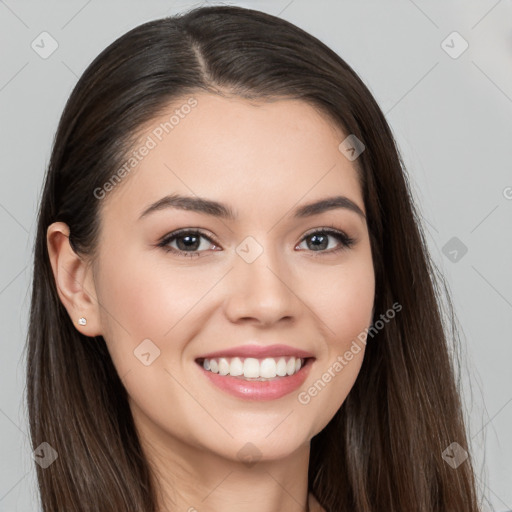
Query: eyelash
157 226 356 259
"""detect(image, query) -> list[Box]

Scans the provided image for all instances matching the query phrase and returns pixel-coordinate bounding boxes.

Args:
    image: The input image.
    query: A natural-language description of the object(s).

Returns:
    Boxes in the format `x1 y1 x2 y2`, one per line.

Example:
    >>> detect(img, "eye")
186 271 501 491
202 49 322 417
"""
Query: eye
296 227 356 255
157 229 219 258
157 226 356 259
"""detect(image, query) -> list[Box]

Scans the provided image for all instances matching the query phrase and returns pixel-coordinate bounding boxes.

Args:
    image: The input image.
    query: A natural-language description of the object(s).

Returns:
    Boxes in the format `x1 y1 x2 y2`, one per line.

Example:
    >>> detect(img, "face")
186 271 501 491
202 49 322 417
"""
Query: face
89 92 375 463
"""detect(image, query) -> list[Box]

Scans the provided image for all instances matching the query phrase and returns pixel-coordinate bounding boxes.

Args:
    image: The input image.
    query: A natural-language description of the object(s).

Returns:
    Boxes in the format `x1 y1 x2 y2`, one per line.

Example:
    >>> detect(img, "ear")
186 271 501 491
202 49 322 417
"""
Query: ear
46 222 102 337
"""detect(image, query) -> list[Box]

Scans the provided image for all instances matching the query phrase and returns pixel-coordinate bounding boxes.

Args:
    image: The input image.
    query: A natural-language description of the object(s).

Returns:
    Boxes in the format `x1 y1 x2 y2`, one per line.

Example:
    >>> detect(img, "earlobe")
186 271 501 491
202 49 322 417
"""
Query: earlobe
46 222 102 337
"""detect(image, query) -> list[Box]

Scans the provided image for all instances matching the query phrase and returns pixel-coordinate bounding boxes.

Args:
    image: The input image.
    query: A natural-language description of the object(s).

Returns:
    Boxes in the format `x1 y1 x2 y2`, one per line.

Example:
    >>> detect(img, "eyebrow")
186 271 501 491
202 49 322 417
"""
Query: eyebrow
138 193 366 221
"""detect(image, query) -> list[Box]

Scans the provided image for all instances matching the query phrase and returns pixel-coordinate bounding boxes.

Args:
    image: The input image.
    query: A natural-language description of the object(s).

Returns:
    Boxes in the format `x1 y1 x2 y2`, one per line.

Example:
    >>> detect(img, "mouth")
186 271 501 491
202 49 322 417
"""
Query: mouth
195 356 315 381
193 343 316 400
195 355 315 401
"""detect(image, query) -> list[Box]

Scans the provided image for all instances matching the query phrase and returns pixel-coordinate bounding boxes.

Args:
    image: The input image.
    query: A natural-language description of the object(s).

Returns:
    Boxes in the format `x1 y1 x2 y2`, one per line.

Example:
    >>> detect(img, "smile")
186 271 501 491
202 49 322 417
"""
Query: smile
198 356 306 379
195 357 315 400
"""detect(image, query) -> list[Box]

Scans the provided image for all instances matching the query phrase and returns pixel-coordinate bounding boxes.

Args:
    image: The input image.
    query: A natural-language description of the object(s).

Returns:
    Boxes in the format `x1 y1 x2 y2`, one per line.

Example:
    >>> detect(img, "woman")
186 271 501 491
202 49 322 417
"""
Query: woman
27 5 481 511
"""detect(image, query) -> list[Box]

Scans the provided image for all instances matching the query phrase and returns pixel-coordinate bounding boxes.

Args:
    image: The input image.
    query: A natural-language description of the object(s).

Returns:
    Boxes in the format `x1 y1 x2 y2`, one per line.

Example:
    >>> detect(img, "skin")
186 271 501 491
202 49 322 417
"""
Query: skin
47 92 375 512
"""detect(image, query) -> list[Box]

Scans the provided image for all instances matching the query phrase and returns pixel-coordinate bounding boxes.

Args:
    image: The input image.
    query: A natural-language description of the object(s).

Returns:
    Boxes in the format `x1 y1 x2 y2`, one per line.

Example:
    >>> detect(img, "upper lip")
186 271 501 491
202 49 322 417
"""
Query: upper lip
196 344 315 360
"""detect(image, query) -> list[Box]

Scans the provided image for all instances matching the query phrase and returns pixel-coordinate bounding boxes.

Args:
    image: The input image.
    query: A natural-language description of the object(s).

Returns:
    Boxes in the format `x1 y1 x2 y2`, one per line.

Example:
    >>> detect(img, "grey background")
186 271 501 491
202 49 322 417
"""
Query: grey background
1 0 511 510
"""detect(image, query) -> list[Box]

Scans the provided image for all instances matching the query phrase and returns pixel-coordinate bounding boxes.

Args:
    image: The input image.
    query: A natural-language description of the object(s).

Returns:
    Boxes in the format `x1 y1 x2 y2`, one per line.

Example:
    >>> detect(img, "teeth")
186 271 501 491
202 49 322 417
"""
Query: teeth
287 358 296 376
228 357 243 376
209 359 219 373
259 358 276 379
276 358 287 376
218 358 230 376
201 356 305 379
244 358 260 378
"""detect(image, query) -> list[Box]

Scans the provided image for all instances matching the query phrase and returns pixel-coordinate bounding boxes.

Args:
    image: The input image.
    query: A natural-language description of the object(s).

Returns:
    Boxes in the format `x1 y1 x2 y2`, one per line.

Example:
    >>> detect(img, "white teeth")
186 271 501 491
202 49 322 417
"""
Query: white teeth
260 358 277 379
243 358 260 378
200 356 305 379
286 358 296 376
209 359 219 373
218 357 230 375
229 357 243 376
276 358 287 376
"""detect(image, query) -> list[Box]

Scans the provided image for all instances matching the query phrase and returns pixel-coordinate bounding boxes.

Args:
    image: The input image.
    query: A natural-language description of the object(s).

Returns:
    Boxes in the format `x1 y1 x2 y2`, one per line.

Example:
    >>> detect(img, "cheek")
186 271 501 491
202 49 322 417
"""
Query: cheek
94 245 227 385
315 255 375 347
297 254 374 430
94 248 187 368
97 242 206 332
302 349 365 437
93 252 204 426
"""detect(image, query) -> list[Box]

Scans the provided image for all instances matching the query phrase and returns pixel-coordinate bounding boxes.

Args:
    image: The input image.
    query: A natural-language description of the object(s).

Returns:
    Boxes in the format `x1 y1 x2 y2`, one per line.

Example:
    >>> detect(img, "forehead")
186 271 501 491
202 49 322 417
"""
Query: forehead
99 92 364 222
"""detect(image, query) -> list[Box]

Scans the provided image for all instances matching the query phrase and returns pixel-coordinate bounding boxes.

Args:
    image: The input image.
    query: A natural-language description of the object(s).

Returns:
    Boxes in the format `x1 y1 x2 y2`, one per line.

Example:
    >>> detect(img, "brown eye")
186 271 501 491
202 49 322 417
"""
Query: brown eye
297 228 356 254
158 229 219 258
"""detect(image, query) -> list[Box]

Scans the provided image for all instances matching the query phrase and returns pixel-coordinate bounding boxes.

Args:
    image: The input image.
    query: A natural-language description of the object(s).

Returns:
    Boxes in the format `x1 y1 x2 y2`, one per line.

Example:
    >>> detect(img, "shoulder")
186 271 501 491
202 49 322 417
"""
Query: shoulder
308 492 326 512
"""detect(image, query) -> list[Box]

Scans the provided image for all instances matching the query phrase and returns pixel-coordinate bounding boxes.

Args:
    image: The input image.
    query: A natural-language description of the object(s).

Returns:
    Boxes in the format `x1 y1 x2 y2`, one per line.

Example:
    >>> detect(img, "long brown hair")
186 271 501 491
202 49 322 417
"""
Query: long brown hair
26 5 481 511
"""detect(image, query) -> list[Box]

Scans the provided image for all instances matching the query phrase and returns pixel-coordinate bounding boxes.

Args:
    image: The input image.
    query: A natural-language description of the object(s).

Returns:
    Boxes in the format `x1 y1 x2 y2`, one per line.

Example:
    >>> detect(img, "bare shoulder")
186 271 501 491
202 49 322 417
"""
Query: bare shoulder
308 492 326 512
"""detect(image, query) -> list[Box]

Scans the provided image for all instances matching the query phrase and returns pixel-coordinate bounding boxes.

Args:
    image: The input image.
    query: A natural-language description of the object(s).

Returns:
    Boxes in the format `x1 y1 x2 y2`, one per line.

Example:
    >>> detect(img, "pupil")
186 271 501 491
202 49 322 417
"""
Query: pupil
178 235 199 251
310 234 327 250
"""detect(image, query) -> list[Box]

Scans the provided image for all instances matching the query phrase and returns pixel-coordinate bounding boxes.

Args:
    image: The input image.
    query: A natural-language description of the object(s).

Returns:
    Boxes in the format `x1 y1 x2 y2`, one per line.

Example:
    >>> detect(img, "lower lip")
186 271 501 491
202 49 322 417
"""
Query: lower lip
196 358 314 401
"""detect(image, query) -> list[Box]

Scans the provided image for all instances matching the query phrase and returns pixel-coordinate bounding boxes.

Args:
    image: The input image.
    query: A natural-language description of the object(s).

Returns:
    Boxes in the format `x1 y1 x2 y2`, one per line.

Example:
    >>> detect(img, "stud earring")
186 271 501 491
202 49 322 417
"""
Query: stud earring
78 317 87 326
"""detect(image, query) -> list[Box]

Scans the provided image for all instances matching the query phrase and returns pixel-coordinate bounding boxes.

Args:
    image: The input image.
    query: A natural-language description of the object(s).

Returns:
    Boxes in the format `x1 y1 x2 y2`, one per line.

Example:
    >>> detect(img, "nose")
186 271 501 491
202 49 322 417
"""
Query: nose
223 242 299 327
